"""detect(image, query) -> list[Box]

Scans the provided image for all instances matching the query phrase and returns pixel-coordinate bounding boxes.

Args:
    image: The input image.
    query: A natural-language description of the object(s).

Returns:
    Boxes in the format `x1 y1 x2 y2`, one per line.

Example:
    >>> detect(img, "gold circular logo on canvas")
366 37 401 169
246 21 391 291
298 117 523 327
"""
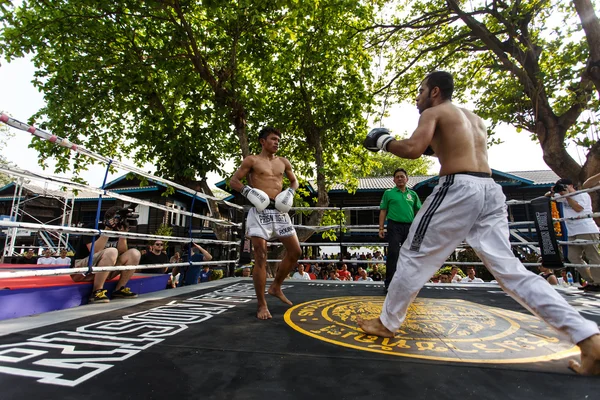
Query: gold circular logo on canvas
284 297 578 363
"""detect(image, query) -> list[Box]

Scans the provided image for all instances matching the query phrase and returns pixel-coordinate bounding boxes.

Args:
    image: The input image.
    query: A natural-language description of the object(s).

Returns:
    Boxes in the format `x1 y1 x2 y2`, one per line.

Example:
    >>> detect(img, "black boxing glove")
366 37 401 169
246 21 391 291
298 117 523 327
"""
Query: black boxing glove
363 128 394 152
423 146 435 156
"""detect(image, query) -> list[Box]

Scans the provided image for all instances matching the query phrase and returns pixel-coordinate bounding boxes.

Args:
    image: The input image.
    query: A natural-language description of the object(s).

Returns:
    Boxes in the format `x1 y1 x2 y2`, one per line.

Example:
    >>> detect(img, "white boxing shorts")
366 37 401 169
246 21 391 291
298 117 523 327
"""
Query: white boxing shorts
246 207 296 241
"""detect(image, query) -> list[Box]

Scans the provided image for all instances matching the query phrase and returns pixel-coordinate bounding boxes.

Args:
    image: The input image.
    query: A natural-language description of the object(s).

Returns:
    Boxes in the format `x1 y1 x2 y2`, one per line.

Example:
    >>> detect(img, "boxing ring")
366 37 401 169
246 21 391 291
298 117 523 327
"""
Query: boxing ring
1 115 600 399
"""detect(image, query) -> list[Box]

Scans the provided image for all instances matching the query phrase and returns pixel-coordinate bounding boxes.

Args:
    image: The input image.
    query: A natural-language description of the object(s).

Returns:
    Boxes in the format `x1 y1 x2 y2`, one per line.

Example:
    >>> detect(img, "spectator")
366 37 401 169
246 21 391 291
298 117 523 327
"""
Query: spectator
181 242 213 286
242 266 253 277
551 178 600 292
460 267 484 283
37 248 55 265
328 270 341 281
199 265 211 283
449 266 462 283
170 251 181 264
71 206 141 303
369 265 383 281
139 240 170 274
338 264 351 280
356 269 373 282
379 168 422 293
292 264 312 280
53 248 72 266
18 248 37 264
537 258 559 285
439 273 452 283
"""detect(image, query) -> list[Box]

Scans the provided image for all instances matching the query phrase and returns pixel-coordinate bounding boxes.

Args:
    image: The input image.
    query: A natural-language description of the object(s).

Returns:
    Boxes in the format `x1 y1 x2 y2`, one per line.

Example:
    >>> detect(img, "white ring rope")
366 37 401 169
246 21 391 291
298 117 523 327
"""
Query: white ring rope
554 212 600 222
0 221 239 246
552 184 600 200
0 113 243 210
0 260 237 279
0 166 241 228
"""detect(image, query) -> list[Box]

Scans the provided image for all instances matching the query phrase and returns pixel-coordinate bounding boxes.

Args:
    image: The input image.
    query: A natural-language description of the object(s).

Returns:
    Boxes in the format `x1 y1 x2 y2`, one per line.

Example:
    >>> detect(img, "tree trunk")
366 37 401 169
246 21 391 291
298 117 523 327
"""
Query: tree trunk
574 0 600 96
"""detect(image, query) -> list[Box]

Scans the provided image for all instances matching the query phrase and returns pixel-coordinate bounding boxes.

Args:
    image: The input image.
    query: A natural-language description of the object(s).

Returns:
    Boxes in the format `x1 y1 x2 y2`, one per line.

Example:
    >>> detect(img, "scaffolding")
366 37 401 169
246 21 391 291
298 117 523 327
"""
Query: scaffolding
2 178 75 260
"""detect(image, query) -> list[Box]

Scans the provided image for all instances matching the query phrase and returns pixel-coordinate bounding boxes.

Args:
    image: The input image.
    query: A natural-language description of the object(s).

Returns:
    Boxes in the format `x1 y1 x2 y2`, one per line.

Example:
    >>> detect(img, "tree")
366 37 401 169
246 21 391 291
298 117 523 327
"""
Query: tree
0 111 15 186
368 0 600 190
357 151 433 177
0 0 381 236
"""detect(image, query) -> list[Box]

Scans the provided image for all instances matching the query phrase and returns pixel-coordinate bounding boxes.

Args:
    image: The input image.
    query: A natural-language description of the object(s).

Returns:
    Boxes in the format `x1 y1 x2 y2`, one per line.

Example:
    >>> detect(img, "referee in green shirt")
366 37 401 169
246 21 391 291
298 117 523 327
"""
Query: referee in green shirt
379 168 422 292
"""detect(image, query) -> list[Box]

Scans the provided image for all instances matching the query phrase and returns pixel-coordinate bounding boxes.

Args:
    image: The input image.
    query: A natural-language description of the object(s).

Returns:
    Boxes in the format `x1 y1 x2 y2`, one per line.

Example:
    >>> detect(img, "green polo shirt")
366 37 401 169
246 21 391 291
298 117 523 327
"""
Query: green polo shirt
380 186 422 223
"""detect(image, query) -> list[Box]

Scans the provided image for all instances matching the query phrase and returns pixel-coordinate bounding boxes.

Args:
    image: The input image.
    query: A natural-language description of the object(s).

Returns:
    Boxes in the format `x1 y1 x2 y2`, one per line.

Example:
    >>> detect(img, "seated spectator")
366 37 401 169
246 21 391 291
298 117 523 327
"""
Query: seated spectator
71 206 141 303
53 248 72 266
439 272 452 283
199 265 211 283
139 240 170 274
338 264 351 280
328 270 341 281
449 266 462 283
460 267 484 283
356 269 373 282
37 248 55 265
19 248 38 264
242 266 252 277
292 264 312 280
319 269 329 280
369 265 383 281
167 251 182 288
537 258 558 285
354 267 364 281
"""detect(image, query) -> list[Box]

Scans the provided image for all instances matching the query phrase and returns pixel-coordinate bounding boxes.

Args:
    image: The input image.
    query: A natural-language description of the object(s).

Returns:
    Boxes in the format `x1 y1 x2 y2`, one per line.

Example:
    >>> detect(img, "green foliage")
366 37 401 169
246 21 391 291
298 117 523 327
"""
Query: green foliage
358 151 433 177
438 265 465 278
210 269 224 281
370 0 599 177
0 0 380 194
153 223 173 247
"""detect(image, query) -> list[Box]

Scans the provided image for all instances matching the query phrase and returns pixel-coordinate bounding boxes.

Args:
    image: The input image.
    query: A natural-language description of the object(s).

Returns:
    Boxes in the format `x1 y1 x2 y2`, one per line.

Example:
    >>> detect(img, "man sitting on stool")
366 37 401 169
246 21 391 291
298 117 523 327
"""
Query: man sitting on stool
72 206 141 303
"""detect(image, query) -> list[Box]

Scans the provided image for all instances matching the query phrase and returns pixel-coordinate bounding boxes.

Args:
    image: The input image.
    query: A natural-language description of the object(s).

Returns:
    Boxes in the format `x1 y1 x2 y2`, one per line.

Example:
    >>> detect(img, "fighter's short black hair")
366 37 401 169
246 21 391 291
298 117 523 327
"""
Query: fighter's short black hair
424 71 454 100
258 126 281 142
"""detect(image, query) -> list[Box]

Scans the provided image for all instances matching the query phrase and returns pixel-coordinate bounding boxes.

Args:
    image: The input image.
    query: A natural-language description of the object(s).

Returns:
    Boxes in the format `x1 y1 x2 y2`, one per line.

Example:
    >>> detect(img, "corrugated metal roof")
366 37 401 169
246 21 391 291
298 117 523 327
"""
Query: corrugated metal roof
507 170 560 185
311 169 559 192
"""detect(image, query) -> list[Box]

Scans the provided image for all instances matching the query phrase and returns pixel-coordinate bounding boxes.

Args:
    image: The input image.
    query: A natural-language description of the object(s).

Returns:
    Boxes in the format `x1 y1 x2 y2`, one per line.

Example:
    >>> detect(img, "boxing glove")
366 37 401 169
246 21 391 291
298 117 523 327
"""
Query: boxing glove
241 185 270 212
363 127 394 152
274 188 295 213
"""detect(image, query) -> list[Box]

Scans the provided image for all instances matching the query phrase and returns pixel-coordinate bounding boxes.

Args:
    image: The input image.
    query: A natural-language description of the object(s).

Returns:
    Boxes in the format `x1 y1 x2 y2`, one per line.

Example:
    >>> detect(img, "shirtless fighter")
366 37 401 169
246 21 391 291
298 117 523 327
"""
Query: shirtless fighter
230 126 302 319
359 71 600 375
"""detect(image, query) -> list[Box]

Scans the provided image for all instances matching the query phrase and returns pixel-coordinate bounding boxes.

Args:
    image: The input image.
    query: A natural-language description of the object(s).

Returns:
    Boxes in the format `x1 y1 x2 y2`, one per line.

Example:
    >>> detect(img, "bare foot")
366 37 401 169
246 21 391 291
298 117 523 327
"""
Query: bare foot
257 305 272 320
268 286 293 306
570 334 600 375
357 317 395 338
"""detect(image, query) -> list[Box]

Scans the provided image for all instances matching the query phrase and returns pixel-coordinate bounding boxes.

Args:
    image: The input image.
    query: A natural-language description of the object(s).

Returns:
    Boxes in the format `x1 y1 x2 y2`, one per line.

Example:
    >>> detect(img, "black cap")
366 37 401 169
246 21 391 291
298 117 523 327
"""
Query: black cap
556 178 573 186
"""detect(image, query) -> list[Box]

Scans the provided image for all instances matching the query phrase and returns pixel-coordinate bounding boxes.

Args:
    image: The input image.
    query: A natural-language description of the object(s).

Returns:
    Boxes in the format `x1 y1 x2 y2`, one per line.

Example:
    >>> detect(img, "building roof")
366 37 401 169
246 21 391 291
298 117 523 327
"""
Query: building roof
506 170 560 185
311 169 560 192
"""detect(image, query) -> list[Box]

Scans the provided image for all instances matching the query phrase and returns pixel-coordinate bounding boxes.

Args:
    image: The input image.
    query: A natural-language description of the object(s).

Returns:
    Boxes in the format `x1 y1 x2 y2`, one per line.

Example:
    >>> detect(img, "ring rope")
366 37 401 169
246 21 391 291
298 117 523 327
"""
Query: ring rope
0 221 239 246
0 166 241 227
0 113 243 210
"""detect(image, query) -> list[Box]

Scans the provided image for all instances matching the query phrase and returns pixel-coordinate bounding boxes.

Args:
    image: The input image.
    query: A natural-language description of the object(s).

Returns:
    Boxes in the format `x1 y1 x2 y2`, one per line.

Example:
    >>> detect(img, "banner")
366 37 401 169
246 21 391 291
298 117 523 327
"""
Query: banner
531 196 564 269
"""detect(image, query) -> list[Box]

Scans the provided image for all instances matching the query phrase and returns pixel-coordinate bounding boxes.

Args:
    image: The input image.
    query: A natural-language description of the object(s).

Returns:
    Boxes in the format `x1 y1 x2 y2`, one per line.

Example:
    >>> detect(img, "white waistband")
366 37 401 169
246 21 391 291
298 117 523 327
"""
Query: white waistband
438 173 494 185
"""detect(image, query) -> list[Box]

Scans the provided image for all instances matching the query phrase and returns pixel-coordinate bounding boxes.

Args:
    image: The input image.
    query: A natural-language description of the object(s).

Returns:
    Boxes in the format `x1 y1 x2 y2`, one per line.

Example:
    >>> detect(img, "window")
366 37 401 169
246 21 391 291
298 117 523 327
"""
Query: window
136 204 149 225
169 200 187 227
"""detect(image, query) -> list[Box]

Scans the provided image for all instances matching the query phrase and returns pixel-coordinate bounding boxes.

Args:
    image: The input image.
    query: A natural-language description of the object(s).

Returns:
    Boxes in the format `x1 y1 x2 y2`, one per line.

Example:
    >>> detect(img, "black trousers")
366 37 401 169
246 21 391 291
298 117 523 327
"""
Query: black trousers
385 220 412 288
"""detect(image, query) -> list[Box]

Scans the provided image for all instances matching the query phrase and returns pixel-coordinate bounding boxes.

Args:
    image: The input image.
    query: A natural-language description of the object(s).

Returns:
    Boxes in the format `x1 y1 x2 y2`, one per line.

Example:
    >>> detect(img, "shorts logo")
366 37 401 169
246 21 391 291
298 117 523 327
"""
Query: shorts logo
285 297 577 363
278 226 294 236
258 214 287 224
